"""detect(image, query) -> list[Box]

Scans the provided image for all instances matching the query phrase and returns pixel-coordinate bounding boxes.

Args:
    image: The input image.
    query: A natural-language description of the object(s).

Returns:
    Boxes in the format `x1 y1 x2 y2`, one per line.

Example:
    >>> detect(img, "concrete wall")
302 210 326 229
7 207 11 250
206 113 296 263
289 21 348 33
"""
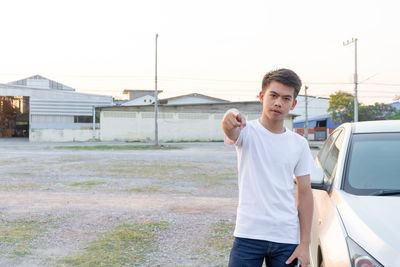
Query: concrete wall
100 111 229 141
30 128 99 142
99 102 294 142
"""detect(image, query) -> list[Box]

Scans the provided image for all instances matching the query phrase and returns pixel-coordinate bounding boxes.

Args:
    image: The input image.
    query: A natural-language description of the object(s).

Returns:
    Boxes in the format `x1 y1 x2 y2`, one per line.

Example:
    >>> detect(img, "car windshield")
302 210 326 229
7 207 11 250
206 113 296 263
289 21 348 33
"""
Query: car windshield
344 132 400 195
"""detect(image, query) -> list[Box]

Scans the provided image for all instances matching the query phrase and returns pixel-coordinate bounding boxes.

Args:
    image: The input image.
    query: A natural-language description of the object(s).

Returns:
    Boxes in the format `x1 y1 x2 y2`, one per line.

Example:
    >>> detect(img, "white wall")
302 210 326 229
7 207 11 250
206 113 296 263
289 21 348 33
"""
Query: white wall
100 111 293 142
30 129 99 142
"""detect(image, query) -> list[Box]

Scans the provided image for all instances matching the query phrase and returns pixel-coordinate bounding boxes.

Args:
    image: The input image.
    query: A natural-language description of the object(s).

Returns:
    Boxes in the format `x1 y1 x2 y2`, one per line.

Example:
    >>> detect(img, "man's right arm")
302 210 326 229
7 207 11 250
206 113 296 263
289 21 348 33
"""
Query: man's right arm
221 109 246 143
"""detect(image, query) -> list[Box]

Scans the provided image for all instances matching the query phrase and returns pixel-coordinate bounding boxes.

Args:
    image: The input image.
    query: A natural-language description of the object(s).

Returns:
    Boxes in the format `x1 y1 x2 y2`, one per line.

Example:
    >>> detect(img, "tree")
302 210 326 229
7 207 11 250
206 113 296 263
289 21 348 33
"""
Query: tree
359 103 396 121
328 91 396 124
390 109 400 120
328 91 354 124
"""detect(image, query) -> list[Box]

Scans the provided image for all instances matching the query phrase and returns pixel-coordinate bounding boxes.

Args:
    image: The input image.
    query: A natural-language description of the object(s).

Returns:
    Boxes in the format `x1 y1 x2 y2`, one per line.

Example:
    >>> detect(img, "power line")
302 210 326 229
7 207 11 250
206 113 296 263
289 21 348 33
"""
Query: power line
1 72 400 87
361 82 400 86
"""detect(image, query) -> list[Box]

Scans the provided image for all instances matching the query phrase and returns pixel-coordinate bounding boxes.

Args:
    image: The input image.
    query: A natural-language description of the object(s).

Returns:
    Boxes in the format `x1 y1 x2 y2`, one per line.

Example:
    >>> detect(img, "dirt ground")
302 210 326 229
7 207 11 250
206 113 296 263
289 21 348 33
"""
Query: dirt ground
0 139 319 267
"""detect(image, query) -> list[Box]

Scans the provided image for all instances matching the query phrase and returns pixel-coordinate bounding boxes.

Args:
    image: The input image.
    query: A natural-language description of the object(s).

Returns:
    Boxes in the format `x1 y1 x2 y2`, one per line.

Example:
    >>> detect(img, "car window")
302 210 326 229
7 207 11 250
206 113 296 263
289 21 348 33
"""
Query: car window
324 129 344 178
317 129 342 166
344 132 400 195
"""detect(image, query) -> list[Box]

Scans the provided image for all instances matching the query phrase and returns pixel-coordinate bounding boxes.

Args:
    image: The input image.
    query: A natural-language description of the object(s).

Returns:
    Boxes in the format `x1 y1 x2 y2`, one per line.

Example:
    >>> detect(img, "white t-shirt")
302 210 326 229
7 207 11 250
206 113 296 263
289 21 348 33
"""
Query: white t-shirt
228 119 314 244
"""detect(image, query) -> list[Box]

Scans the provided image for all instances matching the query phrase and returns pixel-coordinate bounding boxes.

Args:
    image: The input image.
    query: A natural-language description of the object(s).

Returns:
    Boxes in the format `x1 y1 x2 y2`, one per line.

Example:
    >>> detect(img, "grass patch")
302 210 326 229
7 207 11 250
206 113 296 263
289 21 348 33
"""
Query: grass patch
195 172 236 188
63 160 236 190
8 172 33 176
193 220 235 266
107 162 202 179
107 162 235 182
55 145 181 150
208 220 235 252
0 158 29 167
57 221 170 266
0 183 38 189
0 217 49 257
122 185 192 194
123 185 161 193
69 181 106 187
165 139 223 143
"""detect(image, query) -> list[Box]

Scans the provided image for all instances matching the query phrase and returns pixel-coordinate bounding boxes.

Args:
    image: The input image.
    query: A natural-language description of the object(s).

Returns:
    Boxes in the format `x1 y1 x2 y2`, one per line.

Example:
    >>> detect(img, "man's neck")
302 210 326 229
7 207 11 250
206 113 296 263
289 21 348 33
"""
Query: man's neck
259 116 285 134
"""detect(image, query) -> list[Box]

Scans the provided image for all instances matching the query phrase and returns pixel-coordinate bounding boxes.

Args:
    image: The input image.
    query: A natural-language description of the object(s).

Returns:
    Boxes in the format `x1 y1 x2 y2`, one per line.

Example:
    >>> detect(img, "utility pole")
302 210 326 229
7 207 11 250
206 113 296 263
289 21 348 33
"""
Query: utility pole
92 106 96 139
154 33 159 146
304 85 309 140
343 38 358 122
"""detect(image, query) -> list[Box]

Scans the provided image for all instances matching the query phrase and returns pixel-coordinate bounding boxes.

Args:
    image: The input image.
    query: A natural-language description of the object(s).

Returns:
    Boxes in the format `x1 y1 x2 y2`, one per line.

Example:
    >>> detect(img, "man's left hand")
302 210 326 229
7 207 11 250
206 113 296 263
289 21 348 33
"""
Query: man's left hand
285 243 310 266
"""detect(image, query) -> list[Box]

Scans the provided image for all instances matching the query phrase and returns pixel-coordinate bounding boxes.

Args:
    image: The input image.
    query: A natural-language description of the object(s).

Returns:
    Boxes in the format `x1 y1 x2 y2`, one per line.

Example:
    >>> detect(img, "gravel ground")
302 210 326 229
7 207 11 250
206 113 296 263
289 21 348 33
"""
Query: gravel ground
0 140 240 266
0 139 319 267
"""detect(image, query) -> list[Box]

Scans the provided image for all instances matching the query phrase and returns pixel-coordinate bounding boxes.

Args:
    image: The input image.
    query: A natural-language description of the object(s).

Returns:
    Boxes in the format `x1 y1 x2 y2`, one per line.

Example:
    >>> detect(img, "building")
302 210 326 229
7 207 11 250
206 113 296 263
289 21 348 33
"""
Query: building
123 89 163 101
0 75 113 141
121 95 156 106
97 101 298 142
293 114 340 140
162 93 230 105
119 89 163 106
120 92 229 106
292 95 330 123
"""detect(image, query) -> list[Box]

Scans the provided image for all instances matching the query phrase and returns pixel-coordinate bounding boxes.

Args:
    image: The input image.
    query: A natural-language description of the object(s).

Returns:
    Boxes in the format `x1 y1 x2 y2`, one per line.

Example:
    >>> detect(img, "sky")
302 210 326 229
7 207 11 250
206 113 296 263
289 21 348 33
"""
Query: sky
0 0 399 105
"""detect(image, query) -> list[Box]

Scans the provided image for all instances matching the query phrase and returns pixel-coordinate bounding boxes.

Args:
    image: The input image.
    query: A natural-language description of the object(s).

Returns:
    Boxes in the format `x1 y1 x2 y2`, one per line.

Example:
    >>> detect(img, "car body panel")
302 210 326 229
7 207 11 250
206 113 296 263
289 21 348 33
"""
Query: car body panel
310 189 349 267
337 191 400 266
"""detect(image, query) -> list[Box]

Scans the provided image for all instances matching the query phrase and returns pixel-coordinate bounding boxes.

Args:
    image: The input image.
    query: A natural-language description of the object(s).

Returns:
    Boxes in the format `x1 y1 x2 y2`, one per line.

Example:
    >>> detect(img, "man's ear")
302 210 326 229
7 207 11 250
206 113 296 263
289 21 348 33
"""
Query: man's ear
290 99 297 110
259 91 264 103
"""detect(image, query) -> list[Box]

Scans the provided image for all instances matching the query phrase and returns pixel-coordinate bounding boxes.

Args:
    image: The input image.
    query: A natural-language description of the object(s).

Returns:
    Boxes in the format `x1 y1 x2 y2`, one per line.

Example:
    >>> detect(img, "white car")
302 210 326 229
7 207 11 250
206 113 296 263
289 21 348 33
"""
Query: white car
309 120 400 267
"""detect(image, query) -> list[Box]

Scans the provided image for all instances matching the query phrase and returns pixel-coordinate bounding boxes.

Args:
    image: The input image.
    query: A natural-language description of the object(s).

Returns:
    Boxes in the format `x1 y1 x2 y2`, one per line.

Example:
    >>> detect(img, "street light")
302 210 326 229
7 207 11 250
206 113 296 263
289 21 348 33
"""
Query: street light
343 37 358 122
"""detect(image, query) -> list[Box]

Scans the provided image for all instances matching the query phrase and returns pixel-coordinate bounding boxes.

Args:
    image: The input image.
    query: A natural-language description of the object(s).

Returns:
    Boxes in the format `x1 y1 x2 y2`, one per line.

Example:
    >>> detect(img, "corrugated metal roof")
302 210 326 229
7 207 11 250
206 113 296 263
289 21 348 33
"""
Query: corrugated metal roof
7 75 75 91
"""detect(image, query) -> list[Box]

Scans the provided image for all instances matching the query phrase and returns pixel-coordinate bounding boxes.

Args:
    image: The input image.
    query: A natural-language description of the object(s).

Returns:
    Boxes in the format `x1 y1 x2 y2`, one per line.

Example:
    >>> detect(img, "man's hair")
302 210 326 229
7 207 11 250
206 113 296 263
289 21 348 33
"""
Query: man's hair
261 68 302 99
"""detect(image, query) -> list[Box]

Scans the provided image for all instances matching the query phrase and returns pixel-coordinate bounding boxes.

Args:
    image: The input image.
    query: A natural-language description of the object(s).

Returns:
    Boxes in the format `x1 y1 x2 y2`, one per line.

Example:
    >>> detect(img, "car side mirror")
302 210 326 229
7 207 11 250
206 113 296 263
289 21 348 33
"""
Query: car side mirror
310 167 325 190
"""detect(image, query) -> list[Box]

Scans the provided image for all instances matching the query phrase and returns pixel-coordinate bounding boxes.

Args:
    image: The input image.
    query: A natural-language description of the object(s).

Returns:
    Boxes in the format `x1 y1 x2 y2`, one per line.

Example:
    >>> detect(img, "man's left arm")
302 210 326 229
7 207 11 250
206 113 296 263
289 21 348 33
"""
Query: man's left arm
286 174 314 266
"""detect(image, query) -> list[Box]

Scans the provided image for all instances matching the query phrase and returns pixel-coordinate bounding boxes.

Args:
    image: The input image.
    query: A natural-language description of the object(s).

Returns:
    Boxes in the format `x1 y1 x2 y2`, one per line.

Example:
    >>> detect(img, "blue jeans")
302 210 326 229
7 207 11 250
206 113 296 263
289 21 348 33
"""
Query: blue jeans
228 237 298 267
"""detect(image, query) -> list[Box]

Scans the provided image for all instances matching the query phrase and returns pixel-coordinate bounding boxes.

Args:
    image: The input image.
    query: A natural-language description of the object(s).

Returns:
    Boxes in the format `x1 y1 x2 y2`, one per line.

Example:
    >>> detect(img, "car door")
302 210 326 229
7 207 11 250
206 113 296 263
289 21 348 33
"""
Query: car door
310 128 348 267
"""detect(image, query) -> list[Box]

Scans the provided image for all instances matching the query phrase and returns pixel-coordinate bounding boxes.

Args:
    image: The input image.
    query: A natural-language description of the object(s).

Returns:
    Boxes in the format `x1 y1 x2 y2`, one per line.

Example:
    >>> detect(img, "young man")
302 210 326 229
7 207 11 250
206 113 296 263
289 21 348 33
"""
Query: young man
222 69 314 267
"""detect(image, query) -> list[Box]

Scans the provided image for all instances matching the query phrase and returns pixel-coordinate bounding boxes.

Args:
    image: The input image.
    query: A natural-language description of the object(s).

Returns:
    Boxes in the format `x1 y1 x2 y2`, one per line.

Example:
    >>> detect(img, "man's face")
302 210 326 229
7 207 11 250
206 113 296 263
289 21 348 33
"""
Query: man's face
259 81 297 122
